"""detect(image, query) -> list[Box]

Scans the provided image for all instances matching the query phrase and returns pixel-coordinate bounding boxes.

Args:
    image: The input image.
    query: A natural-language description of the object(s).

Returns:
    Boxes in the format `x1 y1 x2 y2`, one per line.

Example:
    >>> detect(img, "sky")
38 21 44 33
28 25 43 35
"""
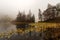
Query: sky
0 0 60 20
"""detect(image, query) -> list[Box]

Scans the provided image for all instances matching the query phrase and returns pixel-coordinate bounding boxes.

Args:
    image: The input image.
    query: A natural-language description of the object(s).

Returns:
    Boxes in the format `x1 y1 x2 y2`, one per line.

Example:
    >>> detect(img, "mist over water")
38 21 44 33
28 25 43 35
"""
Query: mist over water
0 22 16 33
0 15 16 33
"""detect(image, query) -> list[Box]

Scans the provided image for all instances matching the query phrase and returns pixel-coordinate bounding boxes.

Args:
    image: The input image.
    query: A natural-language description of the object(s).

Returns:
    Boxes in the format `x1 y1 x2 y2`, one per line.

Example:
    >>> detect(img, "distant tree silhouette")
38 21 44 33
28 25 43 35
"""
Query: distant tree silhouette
38 9 42 21
47 3 53 8
16 10 35 30
26 10 35 23
31 14 35 22
16 11 22 22
21 11 26 22
16 11 27 30
27 10 32 22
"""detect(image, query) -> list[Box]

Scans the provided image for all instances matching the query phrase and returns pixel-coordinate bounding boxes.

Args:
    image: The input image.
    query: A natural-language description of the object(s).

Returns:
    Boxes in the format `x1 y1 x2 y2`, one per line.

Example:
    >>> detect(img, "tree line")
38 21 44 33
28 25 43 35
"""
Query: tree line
16 3 60 22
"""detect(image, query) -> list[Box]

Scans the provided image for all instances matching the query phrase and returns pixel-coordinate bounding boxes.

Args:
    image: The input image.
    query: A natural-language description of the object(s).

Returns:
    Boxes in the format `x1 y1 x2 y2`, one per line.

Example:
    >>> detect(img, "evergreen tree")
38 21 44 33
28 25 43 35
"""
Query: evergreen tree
27 10 32 22
56 3 60 11
38 9 42 21
16 11 22 22
21 11 26 22
43 6 57 21
31 14 35 22
47 3 53 8
56 3 60 16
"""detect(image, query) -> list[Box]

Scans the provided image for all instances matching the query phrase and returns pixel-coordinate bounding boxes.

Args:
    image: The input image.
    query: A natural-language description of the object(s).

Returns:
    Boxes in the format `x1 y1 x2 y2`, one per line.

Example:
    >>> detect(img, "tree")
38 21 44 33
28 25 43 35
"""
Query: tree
43 6 57 21
38 9 42 21
56 3 60 11
56 3 60 16
21 11 26 22
26 10 35 36
31 14 35 22
47 3 53 8
27 10 32 22
16 10 35 31
16 11 22 22
16 11 27 30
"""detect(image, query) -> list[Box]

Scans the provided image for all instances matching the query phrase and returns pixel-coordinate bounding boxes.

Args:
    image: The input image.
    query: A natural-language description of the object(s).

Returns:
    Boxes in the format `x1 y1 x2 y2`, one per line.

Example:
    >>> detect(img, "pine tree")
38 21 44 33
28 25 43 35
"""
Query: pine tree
47 3 53 8
21 11 26 22
27 10 32 22
31 14 35 22
38 9 42 21
16 11 22 22
43 6 57 21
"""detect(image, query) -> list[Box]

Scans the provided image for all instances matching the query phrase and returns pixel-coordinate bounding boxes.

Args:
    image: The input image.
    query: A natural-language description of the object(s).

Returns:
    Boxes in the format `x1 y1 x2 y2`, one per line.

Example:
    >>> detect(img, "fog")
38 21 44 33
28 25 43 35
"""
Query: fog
0 15 16 33
0 23 16 33
0 0 60 19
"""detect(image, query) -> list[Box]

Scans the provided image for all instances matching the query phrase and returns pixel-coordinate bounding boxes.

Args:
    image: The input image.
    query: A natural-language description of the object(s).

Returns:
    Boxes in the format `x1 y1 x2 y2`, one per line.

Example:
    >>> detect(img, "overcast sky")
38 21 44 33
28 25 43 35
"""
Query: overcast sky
0 0 60 19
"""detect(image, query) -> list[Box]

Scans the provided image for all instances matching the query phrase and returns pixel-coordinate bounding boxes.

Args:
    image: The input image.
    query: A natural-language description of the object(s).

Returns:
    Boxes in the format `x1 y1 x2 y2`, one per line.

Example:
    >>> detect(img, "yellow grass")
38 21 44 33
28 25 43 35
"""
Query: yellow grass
0 22 60 38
